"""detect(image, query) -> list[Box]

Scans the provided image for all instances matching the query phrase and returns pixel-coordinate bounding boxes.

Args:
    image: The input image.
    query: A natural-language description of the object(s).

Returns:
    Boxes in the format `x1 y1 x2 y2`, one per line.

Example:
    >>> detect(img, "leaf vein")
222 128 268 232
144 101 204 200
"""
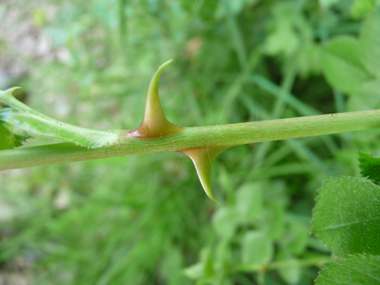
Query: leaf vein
319 215 380 231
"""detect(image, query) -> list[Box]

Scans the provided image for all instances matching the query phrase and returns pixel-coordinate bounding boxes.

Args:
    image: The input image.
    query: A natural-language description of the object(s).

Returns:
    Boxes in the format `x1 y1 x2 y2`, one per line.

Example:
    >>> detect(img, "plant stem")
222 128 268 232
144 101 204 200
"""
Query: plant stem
1 109 380 170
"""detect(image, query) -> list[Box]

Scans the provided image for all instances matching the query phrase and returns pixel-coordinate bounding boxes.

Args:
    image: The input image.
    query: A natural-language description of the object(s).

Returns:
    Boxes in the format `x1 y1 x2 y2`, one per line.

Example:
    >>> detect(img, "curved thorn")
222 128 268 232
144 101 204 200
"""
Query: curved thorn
0 87 26 111
180 146 230 204
2 87 22 95
130 59 183 138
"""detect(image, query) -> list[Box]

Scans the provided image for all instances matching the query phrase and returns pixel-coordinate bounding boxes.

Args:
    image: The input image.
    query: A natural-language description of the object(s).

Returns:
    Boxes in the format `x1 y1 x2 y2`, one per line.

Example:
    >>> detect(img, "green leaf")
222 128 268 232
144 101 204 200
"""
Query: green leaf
359 7 380 78
0 122 15 150
312 176 380 255
212 207 240 240
0 121 28 150
236 182 263 222
183 248 216 281
160 248 184 285
215 0 259 19
322 36 371 94
276 248 301 285
183 263 203 280
241 231 273 265
202 248 215 281
350 0 378 19
319 0 341 9
261 203 286 241
296 43 322 78
316 254 380 285
349 80 380 110
282 221 309 255
263 22 299 57
358 151 380 183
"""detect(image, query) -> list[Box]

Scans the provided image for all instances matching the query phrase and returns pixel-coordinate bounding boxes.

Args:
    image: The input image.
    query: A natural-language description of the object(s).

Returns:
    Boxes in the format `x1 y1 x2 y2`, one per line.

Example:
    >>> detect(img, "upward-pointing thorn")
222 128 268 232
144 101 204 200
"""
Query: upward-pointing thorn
129 59 183 138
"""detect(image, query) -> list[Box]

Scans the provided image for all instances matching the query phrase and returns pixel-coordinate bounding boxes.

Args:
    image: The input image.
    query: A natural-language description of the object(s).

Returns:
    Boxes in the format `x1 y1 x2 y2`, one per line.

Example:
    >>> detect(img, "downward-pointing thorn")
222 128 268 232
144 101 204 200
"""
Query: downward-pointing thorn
180 146 230 204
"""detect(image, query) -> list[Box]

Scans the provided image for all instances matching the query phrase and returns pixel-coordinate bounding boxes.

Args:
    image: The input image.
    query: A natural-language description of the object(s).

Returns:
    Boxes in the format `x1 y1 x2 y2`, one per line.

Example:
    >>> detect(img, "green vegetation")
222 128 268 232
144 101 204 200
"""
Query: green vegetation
313 153 380 284
1 1 380 284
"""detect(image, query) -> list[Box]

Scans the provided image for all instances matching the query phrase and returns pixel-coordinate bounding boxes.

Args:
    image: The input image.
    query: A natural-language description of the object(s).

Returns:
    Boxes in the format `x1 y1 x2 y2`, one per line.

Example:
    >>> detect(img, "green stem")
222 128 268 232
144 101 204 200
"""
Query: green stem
1 109 380 170
253 60 297 170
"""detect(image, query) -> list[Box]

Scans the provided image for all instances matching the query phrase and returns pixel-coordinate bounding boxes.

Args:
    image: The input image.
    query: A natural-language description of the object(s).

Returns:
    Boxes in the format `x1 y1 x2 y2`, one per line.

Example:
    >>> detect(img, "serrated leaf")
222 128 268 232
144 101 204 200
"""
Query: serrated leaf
0 121 28 149
358 151 380 183
0 122 14 150
241 231 273 265
360 7 380 78
322 36 371 94
316 254 380 285
312 176 380 255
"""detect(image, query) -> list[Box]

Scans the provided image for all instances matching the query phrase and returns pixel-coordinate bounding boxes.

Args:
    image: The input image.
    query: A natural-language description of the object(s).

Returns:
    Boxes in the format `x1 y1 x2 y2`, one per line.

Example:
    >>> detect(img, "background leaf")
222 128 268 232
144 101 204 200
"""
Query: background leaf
212 208 240 240
280 221 309 255
322 36 371 94
241 231 273 265
276 248 301 285
350 0 379 19
319 0 341 9
236 182 263 222
360 6 380 78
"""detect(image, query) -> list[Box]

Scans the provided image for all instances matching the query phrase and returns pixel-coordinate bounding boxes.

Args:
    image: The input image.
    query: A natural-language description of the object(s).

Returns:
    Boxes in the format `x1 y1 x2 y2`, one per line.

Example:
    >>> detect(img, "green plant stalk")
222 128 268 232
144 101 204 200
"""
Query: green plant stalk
1 109 380 170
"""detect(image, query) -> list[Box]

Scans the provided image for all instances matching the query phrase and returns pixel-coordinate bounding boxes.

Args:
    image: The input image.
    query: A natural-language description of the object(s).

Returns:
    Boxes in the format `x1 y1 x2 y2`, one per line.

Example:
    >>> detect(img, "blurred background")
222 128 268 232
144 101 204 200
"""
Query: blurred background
1 0 380 284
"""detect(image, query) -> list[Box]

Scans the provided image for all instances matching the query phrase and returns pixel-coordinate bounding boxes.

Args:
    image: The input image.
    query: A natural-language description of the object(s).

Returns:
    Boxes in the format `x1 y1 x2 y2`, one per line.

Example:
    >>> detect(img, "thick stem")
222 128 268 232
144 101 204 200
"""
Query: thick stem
1 109 380 170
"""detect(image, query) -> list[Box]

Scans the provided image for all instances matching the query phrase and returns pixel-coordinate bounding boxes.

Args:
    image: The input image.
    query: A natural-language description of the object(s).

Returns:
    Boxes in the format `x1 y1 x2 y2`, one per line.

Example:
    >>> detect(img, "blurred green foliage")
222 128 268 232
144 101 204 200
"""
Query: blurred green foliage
1 0 380 284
